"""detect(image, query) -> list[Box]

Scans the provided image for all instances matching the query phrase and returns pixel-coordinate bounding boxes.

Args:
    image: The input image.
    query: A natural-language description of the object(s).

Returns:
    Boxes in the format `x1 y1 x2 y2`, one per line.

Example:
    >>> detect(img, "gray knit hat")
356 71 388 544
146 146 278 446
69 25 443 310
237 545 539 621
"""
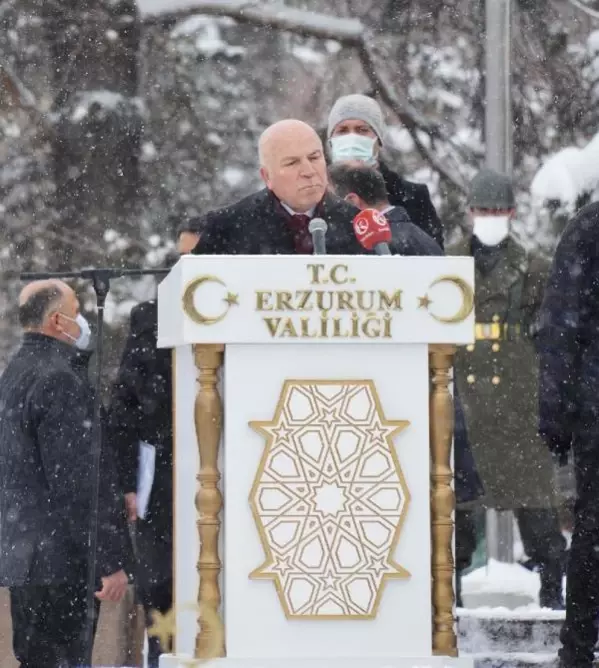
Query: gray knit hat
327 94 386 144
469 168 516 210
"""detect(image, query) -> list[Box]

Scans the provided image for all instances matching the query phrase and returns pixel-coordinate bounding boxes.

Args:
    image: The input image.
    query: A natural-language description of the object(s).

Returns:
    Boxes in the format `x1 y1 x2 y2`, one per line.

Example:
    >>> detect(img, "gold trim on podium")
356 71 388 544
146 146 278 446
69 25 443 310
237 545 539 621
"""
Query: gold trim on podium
429 344 458 657
193 344 226 659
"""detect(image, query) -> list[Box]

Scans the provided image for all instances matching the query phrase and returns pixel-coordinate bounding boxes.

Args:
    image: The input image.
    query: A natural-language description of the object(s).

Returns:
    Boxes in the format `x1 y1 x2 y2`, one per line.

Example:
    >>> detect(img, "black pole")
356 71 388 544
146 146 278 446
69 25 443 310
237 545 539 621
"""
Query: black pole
19 265 169 666
20 267 169 281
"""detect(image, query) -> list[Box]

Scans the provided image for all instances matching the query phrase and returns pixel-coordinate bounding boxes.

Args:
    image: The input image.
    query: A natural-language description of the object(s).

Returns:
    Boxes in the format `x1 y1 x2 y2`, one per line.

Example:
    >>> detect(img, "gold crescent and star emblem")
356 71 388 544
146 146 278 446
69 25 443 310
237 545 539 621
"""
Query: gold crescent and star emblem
182 275 239 325
418 274 474 324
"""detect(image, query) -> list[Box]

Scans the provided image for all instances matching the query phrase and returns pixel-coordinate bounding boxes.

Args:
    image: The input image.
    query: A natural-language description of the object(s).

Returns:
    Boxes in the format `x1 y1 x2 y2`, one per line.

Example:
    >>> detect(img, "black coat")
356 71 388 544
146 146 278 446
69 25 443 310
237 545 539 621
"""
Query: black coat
0 333 131 586
537 201 599 461
107 300 172 589
379 161 445 250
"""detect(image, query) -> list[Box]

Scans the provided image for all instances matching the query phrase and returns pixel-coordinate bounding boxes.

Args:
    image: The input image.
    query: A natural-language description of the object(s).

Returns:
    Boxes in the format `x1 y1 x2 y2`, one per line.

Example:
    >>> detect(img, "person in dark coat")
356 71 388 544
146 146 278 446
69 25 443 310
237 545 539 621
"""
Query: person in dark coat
108 218 204 668
449 168 566 610
328 161 484 604
193 119 366 256
536 201 599 667
0 279 131 668
327 161 443 257
326 93 444 249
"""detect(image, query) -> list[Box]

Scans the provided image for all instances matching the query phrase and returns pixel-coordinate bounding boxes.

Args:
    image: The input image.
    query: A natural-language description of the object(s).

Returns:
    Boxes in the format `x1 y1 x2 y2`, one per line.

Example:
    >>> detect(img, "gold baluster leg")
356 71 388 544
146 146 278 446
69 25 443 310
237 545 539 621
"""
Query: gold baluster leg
193 344 226 659
429 344 458 657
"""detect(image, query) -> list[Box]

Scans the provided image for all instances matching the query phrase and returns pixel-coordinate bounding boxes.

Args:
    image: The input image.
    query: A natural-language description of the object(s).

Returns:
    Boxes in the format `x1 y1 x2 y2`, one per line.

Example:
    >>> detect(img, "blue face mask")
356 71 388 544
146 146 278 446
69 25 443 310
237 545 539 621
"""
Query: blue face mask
330 134 377 165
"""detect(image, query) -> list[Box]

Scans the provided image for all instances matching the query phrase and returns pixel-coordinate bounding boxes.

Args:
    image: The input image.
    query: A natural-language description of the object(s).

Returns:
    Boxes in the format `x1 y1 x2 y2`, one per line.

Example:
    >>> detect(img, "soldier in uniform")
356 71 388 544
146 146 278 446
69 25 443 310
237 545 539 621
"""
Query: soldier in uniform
449 168 566 609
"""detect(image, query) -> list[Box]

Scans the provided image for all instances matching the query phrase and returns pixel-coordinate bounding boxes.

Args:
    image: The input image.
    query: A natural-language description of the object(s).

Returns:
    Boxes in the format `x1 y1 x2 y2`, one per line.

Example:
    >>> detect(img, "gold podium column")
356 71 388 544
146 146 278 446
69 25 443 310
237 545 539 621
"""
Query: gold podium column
429 344 458 657
193 344 226 659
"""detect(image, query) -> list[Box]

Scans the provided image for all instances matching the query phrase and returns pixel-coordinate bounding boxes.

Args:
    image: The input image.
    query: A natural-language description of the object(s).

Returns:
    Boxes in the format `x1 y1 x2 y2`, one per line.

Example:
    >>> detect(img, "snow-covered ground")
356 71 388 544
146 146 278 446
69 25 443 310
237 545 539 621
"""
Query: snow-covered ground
461 559 566 618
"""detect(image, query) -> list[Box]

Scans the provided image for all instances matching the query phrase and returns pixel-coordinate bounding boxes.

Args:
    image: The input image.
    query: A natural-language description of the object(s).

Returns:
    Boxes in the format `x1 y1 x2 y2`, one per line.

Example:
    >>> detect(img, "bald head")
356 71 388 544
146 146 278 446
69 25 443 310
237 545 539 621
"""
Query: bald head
259 120 320 168
258 119 328 212
18 280 68 328
19 279 82 346
19 279 66 307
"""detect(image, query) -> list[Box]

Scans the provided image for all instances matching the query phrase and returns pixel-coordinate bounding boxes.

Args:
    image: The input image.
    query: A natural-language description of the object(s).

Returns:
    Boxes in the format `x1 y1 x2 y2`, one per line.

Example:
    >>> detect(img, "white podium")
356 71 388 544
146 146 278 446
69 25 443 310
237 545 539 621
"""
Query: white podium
156 255 475 668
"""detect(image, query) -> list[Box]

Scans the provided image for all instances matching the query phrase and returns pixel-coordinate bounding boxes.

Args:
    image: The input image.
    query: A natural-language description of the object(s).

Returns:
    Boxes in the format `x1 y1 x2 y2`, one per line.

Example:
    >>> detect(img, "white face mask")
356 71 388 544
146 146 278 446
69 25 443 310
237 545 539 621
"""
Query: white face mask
62 313 92 350
330 134 377 165
472 215 510 246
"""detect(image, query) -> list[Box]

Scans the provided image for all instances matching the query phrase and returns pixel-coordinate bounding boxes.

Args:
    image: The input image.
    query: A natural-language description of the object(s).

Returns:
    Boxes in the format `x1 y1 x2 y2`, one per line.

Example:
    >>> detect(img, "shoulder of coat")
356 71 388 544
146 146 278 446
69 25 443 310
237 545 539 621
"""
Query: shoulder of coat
446 235 471 256
506 237 548 278
525 249 551 280
201 189 270 230
219 189 269 217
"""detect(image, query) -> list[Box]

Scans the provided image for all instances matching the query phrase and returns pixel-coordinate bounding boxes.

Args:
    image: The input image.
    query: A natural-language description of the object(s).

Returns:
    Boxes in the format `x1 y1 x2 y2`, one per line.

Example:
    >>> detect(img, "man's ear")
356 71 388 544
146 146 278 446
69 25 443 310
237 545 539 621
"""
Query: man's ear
345 193 362 209
259 166 271 189
50 311 63 334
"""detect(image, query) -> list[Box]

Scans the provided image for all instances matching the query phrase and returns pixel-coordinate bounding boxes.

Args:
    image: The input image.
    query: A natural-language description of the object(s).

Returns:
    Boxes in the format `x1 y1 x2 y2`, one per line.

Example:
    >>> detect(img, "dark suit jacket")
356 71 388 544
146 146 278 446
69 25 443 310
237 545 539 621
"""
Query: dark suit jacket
379 161 444 250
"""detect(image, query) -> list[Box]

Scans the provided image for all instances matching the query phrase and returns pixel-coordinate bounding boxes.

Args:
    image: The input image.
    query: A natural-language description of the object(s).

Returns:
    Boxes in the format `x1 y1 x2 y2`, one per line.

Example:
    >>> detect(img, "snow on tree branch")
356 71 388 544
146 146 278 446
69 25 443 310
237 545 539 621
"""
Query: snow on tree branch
139 0 364 43
138 0 470 192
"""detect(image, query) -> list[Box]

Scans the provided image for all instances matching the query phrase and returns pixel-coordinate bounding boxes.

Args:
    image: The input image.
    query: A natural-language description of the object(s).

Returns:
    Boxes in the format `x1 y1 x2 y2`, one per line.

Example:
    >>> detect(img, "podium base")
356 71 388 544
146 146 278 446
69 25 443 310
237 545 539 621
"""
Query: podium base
159 655 474 668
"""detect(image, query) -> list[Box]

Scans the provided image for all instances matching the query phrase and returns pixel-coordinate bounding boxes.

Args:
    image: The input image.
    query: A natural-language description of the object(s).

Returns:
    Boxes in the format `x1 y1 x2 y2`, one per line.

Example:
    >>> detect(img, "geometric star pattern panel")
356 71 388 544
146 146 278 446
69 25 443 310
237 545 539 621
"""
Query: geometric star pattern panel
249 380 411 620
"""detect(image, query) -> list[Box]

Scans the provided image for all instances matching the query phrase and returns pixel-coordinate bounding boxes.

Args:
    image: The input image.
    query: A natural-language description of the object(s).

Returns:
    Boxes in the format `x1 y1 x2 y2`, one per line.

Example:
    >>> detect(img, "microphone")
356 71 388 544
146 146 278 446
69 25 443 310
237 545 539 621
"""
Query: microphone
352 208 392 255
309 217 328 255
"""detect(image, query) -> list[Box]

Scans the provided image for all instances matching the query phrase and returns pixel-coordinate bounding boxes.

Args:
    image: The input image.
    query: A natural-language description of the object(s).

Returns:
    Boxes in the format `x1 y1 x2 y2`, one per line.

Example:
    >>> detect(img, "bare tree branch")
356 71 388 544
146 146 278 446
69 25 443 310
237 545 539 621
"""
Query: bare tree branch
357 37 469 192
140 0 471 192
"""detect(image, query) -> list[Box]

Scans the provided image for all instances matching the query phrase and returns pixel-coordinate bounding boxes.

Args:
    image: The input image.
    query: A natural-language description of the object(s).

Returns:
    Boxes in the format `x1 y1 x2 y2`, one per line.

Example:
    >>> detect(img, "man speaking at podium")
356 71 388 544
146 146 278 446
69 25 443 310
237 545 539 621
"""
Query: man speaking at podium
193 119 364 256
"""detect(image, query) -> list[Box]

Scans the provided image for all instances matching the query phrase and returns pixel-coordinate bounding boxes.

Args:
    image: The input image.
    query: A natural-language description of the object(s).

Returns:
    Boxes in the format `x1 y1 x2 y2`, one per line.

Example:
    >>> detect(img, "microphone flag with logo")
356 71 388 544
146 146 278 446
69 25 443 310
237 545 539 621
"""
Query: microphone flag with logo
353 209 392 255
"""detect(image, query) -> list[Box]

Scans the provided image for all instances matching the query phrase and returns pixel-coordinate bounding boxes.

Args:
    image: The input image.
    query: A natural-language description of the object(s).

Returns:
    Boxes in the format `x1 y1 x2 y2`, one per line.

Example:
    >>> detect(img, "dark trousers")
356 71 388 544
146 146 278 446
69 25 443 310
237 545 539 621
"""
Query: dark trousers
133 519 173 668
10 578 99 668
456 507 565 606
142 577 173 668
559 444 599 667
516 507 566 605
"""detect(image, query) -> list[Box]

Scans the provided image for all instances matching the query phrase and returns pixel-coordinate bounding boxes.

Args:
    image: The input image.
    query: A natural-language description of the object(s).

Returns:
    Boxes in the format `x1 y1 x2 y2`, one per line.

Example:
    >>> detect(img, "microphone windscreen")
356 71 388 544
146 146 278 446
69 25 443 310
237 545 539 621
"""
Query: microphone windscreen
352 209 392 251
309 217 328 234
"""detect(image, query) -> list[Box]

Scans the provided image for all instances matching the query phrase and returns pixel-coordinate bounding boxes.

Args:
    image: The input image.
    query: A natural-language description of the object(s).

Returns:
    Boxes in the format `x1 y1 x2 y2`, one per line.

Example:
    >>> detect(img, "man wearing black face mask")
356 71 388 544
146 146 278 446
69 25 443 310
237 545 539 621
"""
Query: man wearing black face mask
448 168 566 609
107 217 204 667
0 280 131 668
